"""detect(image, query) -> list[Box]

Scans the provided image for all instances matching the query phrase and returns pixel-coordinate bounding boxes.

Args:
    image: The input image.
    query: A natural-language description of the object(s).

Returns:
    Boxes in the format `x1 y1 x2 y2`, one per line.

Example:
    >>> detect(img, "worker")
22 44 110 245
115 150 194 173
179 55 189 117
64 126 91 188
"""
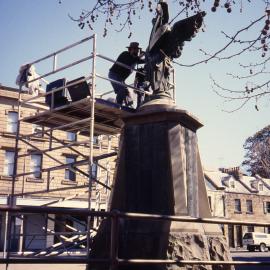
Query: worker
108 42 145 107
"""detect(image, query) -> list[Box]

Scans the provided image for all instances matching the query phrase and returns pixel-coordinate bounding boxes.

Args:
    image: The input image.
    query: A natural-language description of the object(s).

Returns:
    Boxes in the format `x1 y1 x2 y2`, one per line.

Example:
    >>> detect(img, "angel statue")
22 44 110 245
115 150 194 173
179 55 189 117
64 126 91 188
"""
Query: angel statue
143 0 205 101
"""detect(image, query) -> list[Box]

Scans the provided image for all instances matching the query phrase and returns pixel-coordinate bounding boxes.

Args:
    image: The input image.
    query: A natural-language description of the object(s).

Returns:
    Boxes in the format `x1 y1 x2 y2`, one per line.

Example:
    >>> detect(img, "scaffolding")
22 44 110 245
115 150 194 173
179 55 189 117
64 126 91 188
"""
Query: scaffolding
2 34 176 260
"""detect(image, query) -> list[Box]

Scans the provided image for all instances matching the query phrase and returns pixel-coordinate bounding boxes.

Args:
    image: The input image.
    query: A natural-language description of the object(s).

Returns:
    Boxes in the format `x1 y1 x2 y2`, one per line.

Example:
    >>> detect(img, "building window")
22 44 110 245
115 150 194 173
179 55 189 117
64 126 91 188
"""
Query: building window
91 163 98 179
67 132 76 141
108 136 112 152
247 226 254 232
7 111 18 133
30 154 42 178
234 199 241 213
4 150 15 176
264 202 270 214
259 183 263 191
235 225 243 247
208 196 212 211
246 200 253 214
32 124 43 137
93 136 99 145
230 180 235 188
228 225 235 248
65 156 76 181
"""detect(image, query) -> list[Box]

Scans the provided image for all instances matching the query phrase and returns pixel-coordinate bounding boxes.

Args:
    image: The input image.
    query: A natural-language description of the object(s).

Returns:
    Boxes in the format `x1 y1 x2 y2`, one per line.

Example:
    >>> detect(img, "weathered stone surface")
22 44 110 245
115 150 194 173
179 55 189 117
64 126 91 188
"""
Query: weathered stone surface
166 232 232 270
207 236 232 270
167 233 211 270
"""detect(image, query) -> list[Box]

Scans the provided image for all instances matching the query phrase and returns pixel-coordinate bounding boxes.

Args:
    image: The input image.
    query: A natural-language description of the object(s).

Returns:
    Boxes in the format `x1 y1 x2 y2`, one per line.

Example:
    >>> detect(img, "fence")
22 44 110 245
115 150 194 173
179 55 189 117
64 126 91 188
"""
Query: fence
1 206 270 268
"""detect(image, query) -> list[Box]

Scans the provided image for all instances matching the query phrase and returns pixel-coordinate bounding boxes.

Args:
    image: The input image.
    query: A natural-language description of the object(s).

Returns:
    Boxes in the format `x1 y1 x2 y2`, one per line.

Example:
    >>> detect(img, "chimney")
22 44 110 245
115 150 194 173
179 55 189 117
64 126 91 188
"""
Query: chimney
219 167 242 180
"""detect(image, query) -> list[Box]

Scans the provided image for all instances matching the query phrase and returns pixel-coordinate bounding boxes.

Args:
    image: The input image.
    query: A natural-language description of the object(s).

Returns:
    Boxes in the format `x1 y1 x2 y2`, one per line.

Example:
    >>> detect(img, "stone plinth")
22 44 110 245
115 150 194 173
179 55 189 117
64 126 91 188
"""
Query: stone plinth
88 102 233 270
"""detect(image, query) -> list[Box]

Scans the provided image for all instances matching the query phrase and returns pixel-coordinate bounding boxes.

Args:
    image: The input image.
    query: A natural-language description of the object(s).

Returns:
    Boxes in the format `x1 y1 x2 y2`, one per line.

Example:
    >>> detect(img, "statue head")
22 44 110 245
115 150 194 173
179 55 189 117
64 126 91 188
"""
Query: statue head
148 0 205 56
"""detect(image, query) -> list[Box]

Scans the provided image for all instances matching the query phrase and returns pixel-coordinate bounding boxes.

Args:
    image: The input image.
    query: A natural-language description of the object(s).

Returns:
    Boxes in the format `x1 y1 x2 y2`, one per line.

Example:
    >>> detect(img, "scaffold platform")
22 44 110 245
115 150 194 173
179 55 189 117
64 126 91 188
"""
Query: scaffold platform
23 97 135 136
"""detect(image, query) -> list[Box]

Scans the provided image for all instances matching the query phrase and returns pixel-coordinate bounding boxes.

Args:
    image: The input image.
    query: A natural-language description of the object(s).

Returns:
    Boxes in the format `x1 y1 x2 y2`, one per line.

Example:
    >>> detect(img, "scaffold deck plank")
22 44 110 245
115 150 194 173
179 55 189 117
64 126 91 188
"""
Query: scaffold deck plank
22 97 135 135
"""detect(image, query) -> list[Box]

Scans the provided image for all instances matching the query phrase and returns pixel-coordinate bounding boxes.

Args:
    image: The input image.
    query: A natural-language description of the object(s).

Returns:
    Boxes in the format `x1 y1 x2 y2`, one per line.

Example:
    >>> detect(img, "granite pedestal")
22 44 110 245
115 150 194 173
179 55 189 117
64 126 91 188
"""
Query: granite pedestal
88 100 233 270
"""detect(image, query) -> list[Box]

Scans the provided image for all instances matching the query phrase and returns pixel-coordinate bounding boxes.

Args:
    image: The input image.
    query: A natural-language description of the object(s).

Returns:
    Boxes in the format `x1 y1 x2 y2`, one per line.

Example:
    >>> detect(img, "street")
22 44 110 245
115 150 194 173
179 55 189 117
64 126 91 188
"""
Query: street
0 264 86 270
0 251 270 270
232 251 270 270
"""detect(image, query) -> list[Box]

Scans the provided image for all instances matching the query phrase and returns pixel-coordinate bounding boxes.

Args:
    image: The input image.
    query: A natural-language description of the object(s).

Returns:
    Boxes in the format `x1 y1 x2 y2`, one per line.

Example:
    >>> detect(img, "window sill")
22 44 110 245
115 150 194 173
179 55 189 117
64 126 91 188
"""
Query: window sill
1 132 46 141
234 211 242 214
2 132 16 136
0 132 18 142
0 175 18 181
246 212 253 215
61 180 77 186
64 139 77 143
26 177 44 183
30 136 45 141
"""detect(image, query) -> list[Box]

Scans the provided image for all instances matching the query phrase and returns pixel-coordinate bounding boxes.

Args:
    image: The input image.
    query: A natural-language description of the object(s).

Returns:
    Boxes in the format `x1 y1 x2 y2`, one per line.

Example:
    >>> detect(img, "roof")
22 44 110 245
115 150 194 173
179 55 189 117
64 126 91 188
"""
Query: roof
204 168 270 195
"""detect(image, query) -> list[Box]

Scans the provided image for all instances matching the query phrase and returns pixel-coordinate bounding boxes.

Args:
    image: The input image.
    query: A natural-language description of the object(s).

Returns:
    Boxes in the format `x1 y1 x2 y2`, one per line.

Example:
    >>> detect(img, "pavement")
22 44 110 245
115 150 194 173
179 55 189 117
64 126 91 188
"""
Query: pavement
0 264 86 270
0 253 87 270
232 251 270 270
0 250 269 270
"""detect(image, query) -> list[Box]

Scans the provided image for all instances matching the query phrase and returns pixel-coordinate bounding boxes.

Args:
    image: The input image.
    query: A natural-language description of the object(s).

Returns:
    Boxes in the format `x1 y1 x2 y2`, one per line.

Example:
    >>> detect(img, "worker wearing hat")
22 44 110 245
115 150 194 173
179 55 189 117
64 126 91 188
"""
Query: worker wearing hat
108 42 145 107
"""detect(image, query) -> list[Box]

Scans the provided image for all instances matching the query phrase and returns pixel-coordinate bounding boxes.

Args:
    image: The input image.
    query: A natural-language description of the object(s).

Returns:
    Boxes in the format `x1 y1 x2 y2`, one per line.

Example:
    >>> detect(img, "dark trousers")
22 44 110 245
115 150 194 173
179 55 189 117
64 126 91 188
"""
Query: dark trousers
108 71 132 106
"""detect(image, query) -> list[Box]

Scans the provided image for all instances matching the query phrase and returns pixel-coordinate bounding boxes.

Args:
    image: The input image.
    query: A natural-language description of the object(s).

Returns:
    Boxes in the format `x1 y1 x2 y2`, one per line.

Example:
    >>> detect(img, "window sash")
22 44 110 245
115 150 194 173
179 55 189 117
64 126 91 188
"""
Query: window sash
7 112 18 133
65 156 76 181
246 200 253 213
265 202 270 213
66 132 76 141
208 196 212 211
32 124 43 137
93 136 99 144
4 151 15 176
91 163 98 178
30 154 42 178
234 199 241 212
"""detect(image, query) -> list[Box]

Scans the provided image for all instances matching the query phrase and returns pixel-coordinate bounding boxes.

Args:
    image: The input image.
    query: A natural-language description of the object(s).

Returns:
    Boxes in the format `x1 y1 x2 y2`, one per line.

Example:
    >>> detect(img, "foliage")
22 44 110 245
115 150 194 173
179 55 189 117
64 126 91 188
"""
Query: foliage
242 125 270 178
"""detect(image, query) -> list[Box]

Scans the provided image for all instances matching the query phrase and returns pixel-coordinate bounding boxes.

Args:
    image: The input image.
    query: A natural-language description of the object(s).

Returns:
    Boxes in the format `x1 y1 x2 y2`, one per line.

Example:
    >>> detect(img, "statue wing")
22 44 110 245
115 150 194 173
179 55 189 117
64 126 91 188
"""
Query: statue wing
163 12 206 59
171 12 205 43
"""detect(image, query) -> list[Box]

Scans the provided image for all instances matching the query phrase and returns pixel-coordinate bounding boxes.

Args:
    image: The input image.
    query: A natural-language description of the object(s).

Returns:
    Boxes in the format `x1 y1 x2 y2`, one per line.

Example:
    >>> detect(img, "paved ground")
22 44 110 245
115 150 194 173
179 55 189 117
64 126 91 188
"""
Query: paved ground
0 264 86 270
232 250 270 270
1 251 270 270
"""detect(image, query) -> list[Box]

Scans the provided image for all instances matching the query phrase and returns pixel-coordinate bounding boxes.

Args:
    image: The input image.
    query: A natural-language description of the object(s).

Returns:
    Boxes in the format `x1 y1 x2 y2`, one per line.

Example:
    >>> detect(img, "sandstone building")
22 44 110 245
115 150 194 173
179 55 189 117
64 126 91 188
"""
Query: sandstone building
0 84 117 252
205 167 270 248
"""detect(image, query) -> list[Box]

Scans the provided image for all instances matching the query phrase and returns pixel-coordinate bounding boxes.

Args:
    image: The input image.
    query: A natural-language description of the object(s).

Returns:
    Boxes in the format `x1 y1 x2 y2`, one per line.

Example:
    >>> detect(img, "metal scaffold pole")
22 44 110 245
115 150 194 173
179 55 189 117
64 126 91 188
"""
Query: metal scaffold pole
4 85 23 268
87 33 97 258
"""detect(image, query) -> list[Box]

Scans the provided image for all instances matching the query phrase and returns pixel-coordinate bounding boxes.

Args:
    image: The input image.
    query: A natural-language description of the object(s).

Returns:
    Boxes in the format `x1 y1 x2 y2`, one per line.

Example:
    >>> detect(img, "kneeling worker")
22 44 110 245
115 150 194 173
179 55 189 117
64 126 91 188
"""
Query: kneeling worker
108 42 144 107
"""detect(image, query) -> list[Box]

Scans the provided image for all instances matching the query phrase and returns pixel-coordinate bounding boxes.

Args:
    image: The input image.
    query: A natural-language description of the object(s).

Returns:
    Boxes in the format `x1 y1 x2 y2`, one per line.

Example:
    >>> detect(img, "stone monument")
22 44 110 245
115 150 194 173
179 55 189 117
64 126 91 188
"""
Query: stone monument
88 1 234 269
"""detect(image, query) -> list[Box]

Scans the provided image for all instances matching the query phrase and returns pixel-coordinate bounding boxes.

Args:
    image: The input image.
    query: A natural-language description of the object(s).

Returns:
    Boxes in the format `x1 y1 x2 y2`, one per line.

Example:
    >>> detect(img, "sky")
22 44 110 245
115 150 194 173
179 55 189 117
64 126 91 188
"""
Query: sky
0 0 269 171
